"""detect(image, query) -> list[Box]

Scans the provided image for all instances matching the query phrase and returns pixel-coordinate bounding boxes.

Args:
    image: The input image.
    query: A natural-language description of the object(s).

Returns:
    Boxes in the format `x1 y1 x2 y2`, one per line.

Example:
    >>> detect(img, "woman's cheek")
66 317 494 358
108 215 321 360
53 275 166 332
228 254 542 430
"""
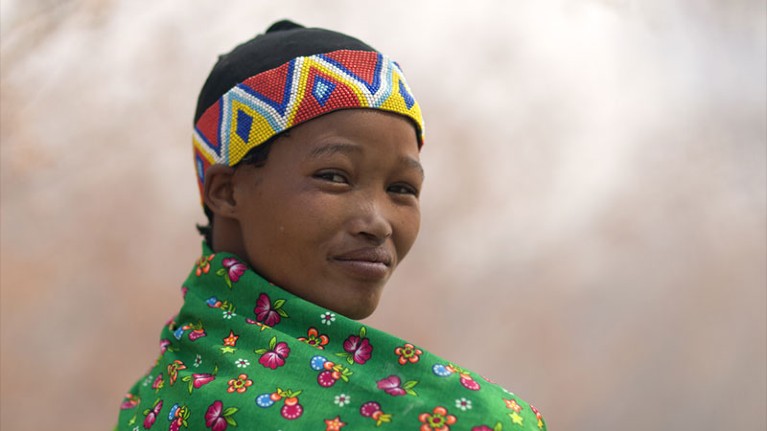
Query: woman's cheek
394 210 420 262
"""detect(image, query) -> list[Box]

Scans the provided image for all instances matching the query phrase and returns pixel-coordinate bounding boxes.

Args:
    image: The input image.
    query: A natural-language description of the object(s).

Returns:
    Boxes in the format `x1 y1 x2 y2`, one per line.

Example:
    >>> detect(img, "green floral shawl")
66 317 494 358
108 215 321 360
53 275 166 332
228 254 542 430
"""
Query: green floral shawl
116 243 546 431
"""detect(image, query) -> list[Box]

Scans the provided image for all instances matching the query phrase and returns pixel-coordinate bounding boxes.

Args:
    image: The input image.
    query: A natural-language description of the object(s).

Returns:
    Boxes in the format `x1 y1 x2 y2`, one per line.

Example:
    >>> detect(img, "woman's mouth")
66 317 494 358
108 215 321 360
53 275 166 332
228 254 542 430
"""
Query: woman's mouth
331 247 393 280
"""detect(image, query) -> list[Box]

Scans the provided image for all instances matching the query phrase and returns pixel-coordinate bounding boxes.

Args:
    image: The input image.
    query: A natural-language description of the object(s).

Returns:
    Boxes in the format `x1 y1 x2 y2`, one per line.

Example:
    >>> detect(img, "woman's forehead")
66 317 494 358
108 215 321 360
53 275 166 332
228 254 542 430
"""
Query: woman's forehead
266 110 423 173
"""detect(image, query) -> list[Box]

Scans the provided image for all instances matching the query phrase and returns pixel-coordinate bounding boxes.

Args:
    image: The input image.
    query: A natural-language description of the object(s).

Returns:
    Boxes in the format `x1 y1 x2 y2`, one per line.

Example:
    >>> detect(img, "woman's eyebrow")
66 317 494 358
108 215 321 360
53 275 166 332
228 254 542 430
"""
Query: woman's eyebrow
308 142 424 178
401 156 425 180
308 142 361 159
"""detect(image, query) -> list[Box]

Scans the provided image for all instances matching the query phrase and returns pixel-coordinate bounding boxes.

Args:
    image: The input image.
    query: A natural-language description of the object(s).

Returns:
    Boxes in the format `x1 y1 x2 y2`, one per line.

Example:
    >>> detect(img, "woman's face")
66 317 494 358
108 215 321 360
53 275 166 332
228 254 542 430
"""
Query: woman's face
230 109 423 319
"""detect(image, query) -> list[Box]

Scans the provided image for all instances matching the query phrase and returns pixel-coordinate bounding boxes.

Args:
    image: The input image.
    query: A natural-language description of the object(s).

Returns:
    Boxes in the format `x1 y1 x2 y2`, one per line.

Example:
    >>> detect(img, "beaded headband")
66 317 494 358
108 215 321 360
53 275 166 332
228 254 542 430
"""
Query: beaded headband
192 49 424 200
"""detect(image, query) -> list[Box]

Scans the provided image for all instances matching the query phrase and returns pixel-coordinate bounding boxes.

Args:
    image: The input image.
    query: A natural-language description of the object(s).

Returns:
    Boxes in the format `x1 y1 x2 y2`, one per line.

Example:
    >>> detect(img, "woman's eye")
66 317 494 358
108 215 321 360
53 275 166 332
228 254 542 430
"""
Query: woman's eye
388 183 419 197
315 171 348 184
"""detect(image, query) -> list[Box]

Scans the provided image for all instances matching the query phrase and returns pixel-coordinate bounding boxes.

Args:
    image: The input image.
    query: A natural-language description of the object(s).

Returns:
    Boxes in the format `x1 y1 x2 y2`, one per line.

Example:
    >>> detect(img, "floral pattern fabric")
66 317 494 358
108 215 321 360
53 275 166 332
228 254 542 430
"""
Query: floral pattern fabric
116 243 546 430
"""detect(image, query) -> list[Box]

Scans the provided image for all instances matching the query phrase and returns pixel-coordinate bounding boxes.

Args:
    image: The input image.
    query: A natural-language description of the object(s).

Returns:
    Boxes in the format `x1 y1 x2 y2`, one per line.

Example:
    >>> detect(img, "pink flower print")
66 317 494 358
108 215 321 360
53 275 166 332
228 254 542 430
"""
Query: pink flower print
342 335 372 365
151 374 164 392
377 375 419 396
256 336 290 370
216 258 247 288
377 375 406 396
159 339 171 354
189 329 206 341
226 374 253 393
192 373 215 388
224 258 246 281
253 293 288 327
182 368 217 394
142 399 163 429
120 393 140 410
205 400 239 431
336 327 373 365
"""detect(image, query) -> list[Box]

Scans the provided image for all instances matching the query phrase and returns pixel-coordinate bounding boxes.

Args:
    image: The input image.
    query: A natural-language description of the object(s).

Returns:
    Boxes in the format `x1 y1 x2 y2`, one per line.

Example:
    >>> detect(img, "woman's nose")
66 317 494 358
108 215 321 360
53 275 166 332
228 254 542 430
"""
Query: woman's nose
352 198 393 243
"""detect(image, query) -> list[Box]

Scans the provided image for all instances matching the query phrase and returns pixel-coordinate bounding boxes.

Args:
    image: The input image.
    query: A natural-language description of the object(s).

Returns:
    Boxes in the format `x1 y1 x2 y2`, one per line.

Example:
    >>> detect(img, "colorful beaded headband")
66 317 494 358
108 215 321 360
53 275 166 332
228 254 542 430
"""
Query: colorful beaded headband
192 49 424 199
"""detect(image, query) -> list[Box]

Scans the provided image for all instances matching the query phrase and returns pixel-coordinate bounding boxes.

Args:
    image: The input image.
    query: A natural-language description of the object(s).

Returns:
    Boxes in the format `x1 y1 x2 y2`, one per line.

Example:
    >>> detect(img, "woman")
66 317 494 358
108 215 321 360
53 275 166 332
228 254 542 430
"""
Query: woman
116 20 546 430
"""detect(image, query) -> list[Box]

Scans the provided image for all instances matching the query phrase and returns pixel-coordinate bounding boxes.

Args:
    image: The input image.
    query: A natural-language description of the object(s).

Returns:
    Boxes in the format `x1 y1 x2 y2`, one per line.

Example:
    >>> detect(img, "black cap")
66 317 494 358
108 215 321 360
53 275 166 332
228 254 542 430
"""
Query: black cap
194 20 377 122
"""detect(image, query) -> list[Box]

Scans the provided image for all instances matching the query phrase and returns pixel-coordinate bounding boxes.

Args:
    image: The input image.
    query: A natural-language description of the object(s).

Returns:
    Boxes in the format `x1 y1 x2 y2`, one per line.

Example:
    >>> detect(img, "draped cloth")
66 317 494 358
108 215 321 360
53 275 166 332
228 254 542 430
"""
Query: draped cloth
116 243 546 430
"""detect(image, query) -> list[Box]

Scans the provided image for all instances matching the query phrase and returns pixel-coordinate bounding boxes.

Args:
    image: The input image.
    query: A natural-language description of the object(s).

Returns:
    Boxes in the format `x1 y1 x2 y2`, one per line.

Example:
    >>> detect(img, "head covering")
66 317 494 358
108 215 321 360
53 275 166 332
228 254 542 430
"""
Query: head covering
192 20 424 201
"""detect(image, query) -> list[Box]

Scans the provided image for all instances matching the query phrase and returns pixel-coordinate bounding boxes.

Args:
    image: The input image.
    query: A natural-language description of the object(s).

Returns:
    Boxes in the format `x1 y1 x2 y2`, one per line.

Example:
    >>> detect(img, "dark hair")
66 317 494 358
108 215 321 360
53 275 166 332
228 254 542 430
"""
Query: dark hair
196 134 282 245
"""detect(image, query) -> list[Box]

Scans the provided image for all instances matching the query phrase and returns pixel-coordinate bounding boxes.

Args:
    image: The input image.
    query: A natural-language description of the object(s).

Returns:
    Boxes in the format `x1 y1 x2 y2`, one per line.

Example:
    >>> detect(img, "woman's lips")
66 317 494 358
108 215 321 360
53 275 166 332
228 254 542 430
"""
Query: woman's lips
331 248 393 280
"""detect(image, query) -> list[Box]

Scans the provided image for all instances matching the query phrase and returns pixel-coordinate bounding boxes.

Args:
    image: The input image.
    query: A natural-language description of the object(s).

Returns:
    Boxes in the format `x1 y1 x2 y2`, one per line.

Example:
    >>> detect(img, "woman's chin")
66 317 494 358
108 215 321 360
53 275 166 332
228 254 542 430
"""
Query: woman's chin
329 297 381 321
343 307 376 321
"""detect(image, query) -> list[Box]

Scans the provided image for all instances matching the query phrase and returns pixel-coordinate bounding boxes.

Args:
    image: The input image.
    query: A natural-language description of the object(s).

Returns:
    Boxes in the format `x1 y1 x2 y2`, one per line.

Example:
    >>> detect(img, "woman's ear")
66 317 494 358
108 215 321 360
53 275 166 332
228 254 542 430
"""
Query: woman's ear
203 164 238 218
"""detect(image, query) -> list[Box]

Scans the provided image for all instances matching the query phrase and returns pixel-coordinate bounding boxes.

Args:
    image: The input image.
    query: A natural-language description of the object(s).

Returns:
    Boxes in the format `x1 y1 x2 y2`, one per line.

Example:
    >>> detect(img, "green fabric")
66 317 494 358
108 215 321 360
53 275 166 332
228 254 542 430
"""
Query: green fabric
117 243 546 430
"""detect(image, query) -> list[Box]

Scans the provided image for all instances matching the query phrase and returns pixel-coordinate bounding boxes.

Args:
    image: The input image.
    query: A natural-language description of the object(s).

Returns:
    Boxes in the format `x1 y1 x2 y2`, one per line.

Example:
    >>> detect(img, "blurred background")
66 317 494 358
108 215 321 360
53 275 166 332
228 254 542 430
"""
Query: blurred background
1 0 765 430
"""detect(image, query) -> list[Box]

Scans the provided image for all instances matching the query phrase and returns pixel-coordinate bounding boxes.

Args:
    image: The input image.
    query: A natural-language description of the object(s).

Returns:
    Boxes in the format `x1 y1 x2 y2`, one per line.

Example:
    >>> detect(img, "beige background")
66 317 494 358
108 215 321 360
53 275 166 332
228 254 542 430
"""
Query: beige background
1 1 765 430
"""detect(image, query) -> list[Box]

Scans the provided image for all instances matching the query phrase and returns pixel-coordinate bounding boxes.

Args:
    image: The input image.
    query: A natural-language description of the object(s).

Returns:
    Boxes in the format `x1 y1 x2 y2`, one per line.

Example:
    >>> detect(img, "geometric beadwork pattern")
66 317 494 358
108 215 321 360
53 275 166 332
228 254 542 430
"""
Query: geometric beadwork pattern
192 49 424 199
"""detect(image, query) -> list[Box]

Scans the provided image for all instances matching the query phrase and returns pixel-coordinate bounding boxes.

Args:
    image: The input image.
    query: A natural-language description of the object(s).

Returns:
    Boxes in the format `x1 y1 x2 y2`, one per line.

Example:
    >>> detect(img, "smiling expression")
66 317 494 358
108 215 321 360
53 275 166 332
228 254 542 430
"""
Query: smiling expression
224 109 423 319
